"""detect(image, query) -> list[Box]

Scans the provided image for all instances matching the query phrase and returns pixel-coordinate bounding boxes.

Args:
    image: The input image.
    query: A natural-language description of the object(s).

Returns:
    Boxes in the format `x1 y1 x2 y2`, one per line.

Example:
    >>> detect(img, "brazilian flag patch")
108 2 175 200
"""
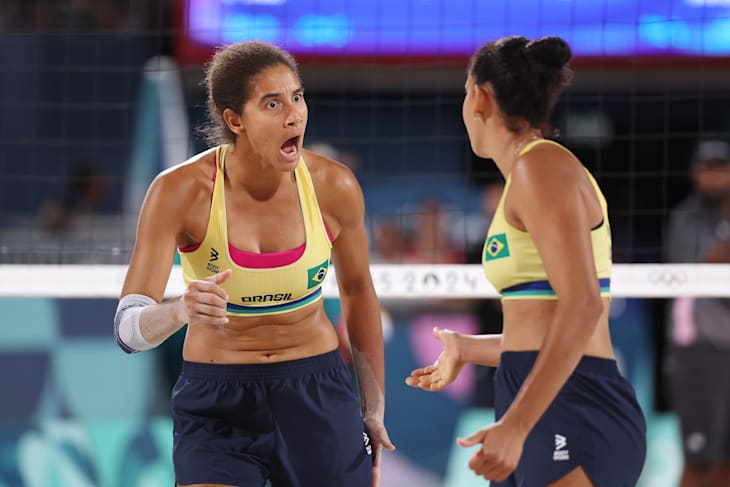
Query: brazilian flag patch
307 260 329 289
484 233 510 261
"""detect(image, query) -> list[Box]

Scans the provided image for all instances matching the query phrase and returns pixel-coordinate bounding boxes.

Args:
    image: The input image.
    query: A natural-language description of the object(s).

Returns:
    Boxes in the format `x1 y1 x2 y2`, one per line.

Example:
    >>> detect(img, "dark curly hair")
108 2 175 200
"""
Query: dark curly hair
469 36 573 135
200 41 300 146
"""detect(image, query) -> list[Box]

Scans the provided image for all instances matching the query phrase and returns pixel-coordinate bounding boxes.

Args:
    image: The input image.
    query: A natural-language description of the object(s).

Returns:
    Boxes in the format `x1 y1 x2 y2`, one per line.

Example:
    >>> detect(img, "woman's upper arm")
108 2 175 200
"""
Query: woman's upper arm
121 173 184 301
509 157 601 303
326 167 374 295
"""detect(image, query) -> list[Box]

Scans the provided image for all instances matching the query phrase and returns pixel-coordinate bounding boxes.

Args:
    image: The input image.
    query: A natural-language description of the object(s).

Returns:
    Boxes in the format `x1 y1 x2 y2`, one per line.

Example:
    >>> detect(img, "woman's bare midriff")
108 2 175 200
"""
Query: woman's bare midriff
500 297 615 359
182 301 340 364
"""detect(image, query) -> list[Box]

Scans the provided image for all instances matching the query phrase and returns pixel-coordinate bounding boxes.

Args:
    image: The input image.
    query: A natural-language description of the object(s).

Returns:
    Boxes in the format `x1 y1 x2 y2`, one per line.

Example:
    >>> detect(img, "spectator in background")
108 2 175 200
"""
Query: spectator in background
41 163 107 234
403 199 463 264
664 139 730 487
371 219 407 263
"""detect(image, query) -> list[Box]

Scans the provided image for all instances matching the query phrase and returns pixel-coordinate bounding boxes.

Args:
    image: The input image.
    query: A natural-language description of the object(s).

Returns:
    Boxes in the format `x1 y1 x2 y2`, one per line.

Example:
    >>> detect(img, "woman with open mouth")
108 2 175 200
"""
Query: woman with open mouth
113 40 394 487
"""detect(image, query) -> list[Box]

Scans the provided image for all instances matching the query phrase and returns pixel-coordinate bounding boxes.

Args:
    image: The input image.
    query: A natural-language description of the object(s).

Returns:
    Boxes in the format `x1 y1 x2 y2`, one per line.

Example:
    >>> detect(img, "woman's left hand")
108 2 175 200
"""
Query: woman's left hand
456 420 526 482
363 416 395 487
405 327 465 392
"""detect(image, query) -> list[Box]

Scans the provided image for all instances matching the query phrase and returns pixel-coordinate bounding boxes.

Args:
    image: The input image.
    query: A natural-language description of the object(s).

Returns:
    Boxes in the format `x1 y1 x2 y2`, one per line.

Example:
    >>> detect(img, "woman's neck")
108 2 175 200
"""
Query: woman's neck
489 129 542 178
223 143 291 197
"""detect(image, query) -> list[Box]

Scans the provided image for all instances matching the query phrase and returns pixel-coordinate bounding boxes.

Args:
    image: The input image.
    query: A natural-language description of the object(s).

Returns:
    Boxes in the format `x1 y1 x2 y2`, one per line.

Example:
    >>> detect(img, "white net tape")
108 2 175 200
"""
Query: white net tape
0 264 727 299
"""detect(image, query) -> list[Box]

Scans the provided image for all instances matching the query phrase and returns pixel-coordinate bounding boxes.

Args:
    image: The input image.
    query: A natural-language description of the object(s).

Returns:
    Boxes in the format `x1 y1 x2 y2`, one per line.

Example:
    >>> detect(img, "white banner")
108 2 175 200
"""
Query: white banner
0 264 727 299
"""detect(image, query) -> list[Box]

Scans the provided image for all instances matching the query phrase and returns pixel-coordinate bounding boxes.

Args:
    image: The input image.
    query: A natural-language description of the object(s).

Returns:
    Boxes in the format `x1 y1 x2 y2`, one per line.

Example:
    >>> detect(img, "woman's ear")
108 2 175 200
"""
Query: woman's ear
472 83 493 121
222 108 245 136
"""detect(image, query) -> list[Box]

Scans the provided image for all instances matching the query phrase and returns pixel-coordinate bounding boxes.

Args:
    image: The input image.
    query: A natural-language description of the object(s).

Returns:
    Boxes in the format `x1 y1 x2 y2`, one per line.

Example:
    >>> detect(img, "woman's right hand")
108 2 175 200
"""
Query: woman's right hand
177 269 232 326
405 327 464 392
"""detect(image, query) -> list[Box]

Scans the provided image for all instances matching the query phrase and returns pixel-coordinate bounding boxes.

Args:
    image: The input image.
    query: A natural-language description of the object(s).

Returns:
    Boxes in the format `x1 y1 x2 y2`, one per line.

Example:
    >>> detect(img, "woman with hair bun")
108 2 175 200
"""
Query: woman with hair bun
407 36 646 486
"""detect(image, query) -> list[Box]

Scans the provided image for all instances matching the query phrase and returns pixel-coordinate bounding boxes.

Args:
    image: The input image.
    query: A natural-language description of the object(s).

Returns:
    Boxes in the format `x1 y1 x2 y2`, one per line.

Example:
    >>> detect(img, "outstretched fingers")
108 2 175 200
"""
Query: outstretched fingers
405 369 446 391
408 364 436 377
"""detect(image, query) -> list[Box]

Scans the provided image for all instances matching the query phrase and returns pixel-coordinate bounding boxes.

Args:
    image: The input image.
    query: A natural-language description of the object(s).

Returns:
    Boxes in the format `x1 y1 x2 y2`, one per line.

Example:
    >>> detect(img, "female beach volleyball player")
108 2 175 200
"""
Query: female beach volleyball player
114 40 393 487
406 36 646 486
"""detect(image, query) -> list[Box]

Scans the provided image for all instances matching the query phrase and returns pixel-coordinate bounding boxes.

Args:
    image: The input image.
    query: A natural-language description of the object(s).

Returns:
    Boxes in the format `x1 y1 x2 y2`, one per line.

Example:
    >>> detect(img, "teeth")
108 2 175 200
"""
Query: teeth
281 137 298 157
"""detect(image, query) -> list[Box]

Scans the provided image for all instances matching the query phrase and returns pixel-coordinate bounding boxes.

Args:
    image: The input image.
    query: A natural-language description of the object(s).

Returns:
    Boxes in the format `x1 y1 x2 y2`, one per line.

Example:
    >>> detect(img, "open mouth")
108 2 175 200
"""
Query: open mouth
280 136 300 161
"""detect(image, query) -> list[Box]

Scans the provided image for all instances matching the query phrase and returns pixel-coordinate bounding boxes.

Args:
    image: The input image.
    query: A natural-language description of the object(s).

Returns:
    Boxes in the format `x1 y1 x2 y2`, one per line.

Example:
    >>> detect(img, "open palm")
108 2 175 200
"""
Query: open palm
405 327 464 391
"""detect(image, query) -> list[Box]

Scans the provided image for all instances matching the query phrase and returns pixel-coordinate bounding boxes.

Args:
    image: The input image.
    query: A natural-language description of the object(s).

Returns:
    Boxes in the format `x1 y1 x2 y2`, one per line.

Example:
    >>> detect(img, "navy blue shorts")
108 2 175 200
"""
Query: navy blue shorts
171 350 373 487
492 351 646 487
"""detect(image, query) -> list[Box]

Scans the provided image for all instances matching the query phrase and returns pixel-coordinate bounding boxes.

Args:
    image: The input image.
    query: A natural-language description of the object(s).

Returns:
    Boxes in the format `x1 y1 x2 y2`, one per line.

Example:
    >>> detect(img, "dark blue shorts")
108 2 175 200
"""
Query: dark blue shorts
171 350 373 487
492 351 646 487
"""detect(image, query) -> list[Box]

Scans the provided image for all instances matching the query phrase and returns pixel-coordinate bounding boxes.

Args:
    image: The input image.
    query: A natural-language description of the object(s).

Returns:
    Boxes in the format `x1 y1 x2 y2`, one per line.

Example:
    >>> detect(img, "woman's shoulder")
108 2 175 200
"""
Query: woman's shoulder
512 141 581 183
302 148 364 225
302 148 359 189
149 148 217 202
160 147 216 179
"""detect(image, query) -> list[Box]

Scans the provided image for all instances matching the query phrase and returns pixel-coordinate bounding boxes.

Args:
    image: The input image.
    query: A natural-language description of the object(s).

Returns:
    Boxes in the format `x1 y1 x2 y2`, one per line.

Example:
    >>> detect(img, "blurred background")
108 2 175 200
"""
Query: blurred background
0 0 729 486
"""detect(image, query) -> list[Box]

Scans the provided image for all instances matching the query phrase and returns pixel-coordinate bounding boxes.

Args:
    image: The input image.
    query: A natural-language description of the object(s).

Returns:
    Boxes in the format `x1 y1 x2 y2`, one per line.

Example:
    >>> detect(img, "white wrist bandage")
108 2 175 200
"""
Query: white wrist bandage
114 293 157 353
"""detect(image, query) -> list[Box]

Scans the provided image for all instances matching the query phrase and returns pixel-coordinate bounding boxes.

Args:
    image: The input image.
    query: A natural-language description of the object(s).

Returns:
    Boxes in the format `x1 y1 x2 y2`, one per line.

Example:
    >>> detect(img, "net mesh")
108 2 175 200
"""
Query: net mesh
1 2 729 266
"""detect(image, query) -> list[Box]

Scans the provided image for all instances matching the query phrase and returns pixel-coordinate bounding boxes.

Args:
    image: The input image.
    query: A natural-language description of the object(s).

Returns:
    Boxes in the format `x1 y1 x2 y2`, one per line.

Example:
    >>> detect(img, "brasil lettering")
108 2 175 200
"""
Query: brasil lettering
241 293 293 303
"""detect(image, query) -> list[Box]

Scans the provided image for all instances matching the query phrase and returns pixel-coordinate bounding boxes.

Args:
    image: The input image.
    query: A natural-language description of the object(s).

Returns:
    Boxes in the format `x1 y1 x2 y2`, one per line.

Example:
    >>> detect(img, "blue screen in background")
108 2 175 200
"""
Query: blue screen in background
185 0 730 57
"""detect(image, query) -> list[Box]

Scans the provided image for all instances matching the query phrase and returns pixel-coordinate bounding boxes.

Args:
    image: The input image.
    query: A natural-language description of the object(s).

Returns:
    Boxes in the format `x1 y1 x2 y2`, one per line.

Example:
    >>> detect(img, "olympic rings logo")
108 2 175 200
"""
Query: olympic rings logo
648 270 688 286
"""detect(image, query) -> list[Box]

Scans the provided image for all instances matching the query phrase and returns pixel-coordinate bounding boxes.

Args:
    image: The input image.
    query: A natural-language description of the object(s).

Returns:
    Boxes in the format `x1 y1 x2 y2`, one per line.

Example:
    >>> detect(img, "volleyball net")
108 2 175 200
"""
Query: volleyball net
1 1 729 269
0 263 727 299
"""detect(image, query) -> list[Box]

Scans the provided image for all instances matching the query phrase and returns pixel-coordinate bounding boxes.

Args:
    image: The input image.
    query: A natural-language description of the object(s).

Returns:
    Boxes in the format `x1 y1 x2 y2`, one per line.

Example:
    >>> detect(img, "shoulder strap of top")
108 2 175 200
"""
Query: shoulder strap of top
518 138 566 156
217 145 226 170
583 168 609 215
294 158 331 247
516 139 608 216
208 145 226 234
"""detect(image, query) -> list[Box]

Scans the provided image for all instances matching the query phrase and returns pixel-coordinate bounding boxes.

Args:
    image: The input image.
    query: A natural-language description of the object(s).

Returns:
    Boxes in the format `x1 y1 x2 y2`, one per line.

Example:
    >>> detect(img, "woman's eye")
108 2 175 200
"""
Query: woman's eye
268 100 278 109
293 94 302 102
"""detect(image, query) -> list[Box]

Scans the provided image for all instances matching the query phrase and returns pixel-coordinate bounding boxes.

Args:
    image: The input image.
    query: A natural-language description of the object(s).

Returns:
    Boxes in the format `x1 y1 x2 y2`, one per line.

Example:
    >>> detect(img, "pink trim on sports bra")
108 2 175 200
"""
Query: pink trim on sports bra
177 151 334 268
178 242 201 253
228 241 305 268
179 228 332 268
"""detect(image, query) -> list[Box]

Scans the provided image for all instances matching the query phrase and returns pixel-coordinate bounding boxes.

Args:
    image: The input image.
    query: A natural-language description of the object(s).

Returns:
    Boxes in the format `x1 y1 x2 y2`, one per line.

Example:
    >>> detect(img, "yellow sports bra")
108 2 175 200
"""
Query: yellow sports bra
178 145 332 316
482 139 612 300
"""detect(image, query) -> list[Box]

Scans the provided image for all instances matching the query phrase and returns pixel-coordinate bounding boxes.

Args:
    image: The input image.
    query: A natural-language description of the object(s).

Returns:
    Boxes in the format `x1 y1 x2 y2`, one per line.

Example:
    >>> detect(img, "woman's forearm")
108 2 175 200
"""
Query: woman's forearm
115 294 186 353
138 297 187 344
350 344 385 420
342 293 386 419
456 333 503 367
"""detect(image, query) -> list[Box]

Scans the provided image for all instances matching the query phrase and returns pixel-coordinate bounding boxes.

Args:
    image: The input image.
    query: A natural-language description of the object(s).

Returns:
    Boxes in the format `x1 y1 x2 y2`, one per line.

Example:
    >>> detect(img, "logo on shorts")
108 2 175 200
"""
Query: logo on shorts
363 432 372 455
553 434 569 461
484 234 510 261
